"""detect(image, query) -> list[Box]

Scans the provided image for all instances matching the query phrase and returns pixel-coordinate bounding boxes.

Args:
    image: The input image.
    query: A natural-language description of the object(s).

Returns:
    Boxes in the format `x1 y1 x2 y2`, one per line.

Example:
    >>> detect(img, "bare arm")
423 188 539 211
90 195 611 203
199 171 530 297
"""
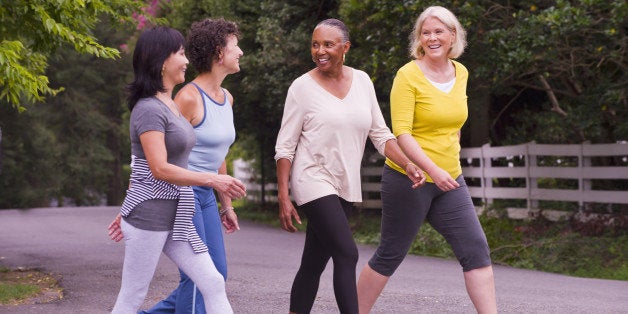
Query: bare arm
140 131 246 198
109 127 245 242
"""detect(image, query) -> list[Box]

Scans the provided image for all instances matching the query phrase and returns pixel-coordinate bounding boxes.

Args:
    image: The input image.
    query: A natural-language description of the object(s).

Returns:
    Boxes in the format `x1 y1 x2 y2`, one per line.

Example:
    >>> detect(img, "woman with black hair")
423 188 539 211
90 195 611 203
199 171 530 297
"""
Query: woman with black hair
109 26 245 314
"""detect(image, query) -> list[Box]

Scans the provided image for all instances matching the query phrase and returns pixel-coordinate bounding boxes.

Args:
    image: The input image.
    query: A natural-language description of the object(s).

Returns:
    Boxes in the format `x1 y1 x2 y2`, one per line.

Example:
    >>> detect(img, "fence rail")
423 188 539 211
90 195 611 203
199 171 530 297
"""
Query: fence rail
235 142 628 212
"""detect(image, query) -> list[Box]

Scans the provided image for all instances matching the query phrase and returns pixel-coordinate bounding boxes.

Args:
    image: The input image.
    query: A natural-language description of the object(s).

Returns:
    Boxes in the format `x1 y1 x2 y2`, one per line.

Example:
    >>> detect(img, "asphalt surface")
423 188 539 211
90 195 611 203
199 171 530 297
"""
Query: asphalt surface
0 206 626 313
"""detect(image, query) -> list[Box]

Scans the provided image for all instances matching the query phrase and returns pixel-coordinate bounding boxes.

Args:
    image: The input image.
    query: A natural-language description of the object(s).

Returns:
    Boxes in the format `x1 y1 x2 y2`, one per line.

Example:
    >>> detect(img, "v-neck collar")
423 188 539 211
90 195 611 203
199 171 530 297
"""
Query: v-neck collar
307 68 354 101
413 60 458 95
153 96 182 117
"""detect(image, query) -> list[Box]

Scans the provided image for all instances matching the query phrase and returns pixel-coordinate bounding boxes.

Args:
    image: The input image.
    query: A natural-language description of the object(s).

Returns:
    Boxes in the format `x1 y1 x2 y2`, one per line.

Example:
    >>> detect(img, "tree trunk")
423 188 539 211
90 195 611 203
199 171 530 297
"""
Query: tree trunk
106 130 123 206
260 135 266 206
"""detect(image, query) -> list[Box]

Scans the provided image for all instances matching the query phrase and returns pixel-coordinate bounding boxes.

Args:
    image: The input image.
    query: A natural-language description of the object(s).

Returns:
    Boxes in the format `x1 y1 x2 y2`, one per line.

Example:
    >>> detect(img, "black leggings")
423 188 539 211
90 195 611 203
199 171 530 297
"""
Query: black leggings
290 195 359 314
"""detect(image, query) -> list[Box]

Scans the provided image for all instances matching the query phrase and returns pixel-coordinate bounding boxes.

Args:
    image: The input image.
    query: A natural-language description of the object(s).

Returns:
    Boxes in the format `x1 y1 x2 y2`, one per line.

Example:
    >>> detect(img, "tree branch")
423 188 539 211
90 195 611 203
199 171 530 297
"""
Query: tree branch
538 75 567 116
490 87 526 130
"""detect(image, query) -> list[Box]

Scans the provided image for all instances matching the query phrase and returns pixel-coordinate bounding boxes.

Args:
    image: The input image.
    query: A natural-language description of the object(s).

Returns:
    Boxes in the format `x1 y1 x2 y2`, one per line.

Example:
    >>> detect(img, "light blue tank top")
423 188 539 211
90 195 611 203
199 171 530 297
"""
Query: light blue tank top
187 82 236 173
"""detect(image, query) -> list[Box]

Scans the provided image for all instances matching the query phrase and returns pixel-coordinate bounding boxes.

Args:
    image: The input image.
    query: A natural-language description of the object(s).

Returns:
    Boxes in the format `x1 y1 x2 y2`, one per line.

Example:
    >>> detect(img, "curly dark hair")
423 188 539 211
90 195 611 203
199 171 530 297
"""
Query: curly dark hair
186 18 240 73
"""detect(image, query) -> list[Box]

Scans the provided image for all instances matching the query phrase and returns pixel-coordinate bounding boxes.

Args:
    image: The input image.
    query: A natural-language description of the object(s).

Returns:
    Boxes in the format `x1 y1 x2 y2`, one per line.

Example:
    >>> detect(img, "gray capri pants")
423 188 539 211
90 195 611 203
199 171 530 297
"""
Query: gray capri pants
368 165 492 276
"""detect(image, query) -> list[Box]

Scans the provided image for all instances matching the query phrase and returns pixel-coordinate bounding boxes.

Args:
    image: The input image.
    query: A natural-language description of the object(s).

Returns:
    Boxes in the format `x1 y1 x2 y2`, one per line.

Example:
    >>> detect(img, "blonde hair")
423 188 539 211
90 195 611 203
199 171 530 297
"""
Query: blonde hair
409 6 467 59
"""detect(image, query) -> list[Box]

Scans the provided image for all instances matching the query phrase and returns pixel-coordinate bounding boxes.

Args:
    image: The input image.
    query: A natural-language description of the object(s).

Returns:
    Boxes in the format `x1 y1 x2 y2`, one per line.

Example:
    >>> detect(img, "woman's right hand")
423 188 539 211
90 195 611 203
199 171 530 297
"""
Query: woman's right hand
210 174 247 199
278 197 301 233
404 162 426 189
107 214 124 242
429 167 460 192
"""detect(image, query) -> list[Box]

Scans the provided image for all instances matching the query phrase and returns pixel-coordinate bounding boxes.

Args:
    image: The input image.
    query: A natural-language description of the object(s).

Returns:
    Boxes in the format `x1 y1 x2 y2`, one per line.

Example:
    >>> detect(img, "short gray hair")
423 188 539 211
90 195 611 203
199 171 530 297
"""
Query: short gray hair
315 18 350 43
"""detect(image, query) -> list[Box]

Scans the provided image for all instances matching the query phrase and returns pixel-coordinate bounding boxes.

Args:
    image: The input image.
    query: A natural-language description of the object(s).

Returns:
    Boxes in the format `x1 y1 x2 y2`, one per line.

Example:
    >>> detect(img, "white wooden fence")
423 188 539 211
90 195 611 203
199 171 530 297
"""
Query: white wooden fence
467 142 627 209
233 159 277 202
235 142 628 212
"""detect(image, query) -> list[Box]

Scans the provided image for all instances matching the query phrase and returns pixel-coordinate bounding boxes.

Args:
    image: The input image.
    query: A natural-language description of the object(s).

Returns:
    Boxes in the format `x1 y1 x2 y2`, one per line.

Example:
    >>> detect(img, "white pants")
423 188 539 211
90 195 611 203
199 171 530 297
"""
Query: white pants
111 219 232 313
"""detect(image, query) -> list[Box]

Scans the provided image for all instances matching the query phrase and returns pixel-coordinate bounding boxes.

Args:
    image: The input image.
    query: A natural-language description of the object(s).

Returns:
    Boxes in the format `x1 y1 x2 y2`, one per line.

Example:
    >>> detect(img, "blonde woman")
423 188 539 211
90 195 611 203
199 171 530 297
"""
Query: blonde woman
357 6 497 314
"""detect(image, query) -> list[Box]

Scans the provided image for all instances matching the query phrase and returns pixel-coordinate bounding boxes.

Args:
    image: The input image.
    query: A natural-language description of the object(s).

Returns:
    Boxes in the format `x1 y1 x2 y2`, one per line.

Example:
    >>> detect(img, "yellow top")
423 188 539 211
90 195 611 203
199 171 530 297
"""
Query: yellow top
385 60 468 182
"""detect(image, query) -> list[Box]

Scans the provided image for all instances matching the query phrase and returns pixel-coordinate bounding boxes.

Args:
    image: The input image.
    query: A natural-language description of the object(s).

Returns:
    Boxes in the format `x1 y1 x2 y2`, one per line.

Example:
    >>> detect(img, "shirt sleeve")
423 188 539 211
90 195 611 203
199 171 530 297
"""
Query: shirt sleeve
132 100 167 136
364 72 395 156
274 84 305 162
390 66 416 137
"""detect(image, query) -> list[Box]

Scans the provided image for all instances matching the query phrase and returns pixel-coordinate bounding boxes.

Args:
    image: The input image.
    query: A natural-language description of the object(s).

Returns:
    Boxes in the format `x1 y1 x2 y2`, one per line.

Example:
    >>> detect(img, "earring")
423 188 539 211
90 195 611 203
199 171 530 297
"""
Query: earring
161 67 165 77
343 54 346 63
219 58 223 65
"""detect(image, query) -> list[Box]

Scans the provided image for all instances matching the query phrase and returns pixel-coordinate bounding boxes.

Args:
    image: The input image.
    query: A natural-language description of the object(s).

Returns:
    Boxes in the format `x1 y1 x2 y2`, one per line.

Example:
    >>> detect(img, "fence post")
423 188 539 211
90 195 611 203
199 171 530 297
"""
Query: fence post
527 141 538 211
481 143 492 207
580 141 591 211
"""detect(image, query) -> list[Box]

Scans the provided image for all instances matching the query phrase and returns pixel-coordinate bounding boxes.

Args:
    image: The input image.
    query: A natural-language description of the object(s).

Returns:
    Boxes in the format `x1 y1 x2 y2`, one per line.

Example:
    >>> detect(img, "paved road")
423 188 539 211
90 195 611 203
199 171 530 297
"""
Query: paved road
0 206 626 313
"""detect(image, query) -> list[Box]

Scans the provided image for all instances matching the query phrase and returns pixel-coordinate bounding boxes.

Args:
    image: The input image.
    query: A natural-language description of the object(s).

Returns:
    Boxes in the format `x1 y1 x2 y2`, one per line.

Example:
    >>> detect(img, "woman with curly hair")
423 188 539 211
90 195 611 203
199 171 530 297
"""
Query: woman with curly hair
144 18 243 314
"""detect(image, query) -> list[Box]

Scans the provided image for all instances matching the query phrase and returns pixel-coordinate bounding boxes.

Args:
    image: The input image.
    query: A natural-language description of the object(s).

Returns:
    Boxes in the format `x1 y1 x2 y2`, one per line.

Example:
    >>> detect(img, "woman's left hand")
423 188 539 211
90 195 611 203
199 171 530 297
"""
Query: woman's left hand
429 167 460 192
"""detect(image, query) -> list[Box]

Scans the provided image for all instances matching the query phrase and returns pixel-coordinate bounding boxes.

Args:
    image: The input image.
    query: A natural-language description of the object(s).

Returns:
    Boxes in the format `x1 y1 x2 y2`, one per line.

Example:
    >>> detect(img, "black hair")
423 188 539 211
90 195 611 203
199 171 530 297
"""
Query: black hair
127 26 185 110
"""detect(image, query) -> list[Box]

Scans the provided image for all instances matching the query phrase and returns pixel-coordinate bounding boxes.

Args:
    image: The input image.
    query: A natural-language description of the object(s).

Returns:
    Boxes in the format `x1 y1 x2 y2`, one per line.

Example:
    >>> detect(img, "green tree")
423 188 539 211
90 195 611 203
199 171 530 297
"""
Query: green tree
340 1 419 123
44 23 134 206
0 104 61 208
0 0 146 111
460 0 627 144
0 0 149 208
0 19 135 208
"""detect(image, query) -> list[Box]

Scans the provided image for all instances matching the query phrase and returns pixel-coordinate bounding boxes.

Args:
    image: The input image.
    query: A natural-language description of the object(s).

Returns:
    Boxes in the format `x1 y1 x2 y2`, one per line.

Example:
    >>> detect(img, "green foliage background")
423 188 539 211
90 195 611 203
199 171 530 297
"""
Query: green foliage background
0 0 626 214
0 0 146 111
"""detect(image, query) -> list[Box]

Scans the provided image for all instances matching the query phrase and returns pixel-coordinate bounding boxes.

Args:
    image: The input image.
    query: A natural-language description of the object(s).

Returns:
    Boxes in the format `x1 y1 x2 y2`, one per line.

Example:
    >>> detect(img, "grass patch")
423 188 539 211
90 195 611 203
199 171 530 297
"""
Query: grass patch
482 215 628 280
234 200 627 281
0 266 63 306
0 283 39 304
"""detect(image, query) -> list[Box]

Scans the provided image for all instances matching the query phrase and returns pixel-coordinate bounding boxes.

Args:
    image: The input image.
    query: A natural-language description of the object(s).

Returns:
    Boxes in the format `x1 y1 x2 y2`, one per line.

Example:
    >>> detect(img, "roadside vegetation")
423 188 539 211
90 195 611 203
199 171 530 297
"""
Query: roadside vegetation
0 267 62 306
236 201 627 281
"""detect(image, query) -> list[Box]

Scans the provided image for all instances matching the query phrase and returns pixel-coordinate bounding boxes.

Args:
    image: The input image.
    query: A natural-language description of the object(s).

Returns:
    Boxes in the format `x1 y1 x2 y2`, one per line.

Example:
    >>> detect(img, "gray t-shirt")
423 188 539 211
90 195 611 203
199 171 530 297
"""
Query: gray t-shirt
125 97 196 231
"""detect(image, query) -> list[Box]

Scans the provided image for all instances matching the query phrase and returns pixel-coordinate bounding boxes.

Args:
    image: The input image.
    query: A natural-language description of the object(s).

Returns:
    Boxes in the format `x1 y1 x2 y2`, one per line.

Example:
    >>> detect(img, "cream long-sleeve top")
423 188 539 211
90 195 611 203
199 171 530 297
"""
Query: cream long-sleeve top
274 68 395 206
